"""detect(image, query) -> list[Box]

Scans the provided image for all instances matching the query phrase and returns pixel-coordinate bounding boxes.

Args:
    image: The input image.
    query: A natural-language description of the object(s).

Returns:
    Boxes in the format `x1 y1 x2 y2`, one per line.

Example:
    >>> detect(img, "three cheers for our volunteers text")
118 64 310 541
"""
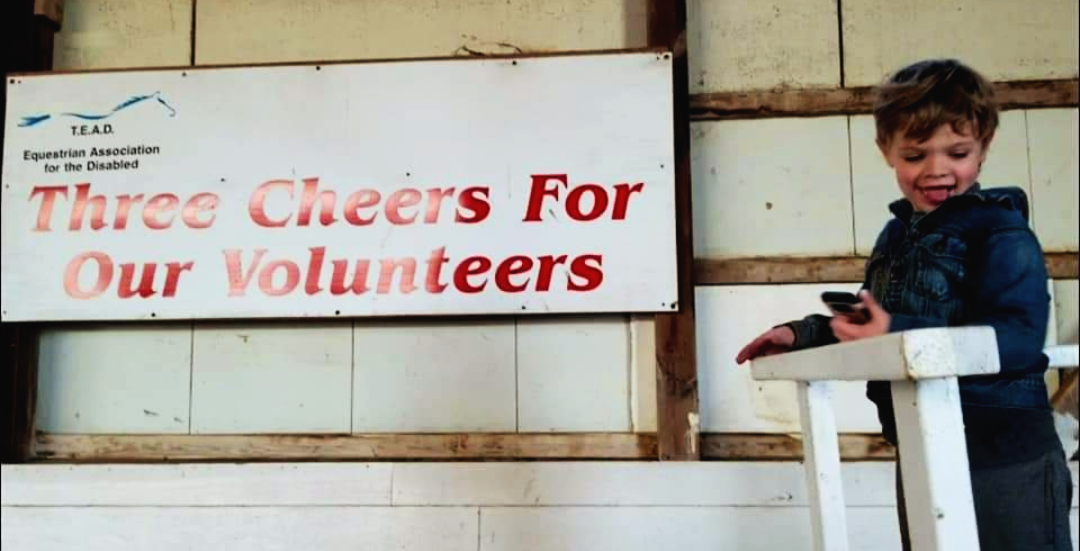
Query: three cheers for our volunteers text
26 175 645 300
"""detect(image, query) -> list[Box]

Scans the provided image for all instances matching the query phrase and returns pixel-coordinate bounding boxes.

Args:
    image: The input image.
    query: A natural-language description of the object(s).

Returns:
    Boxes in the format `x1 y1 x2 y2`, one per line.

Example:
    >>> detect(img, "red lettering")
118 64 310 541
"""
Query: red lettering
250 179 294 227
162 262 194 297
143 193 180 230
425 247 449 293
568 254 603 291
306 247 326 295
523 174 567 222
377 258 417 294
331 259 371 295
64 251 113 299
114 194 144 230
455 186 490 224
182 193 219 229
535 255 568 292
494 255 533 293
118 263 158 298
611 183 644 220
386 188 422 225
454 256 491 293
223 248 267 297
70 183 108 231
29 185 68 231
297 177 337 227
259 260 300 296
425 187 455 224
344 189 380 225
566 184 608 221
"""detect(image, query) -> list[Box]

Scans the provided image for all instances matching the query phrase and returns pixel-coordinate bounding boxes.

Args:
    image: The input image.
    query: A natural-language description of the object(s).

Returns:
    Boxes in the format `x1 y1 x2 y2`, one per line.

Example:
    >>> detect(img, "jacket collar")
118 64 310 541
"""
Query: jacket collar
888 183 1030 225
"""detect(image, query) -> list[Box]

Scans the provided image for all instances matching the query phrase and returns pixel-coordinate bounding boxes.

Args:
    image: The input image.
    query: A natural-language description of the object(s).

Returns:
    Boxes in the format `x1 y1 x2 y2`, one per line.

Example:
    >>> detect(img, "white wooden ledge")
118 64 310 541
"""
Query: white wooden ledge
751 327 1000 382
1046 344 1080 370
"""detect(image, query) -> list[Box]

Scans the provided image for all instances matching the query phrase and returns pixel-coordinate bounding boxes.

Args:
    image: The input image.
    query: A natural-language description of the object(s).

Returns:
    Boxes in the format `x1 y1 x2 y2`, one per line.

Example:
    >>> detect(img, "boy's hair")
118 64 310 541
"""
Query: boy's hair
873 59 999 147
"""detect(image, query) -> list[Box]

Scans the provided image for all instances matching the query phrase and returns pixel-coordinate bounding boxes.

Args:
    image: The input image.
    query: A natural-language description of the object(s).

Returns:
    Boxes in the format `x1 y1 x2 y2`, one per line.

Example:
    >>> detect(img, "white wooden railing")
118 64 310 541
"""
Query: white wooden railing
750 327 1080 551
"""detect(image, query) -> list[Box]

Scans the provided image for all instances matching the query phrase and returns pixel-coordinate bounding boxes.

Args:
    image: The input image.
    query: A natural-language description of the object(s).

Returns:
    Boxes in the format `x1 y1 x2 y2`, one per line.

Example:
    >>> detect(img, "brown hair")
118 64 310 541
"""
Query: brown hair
872 59 999 147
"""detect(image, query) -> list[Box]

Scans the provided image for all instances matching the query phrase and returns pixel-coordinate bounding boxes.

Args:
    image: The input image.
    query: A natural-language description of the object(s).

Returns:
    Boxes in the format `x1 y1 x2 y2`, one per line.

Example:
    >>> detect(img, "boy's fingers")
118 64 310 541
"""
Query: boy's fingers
859 290 886 316
830 317 858 341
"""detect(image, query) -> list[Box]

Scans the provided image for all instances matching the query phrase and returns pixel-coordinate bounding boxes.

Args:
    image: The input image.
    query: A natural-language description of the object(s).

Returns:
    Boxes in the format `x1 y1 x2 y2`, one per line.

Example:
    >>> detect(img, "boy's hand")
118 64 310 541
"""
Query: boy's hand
736 326 795 364
830 290 890 342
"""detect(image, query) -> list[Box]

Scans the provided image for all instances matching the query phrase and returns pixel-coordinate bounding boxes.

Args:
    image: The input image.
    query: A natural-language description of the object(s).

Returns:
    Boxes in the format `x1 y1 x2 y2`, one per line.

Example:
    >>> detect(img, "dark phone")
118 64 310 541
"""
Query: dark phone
821 291 871 324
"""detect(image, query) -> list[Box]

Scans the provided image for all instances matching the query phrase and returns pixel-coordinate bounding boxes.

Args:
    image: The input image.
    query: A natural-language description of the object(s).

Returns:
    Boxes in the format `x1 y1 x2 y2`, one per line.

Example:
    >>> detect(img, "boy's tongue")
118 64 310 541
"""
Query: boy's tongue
921 186 953 205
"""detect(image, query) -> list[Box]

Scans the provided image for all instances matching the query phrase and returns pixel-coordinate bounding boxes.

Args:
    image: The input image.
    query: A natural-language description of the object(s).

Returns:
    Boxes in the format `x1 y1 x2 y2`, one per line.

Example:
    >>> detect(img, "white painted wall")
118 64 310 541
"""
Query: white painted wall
2 462 1077 550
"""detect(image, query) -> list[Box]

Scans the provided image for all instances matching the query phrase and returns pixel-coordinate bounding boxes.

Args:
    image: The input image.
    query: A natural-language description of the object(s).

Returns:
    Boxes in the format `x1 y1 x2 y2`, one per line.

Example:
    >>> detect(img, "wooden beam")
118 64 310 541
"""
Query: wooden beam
33 433 895 462
695 252 1079 285
1051 369 1078 416
690 79 1079 121
648 0 700 461
2 0 56 464
34 433 659 462
33 0 63 27
703 433 895 461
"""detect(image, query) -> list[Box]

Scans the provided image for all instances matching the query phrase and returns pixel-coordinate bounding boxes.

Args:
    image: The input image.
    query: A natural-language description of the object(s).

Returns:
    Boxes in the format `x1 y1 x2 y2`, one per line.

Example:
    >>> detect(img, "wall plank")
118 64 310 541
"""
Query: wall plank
195 0 647 65
352 320 516 432
53 0 192 69
687 0 840 93
37 325 191 434
1029 108 1080 252
516 317 630 432
0 507 479 551
841 0 1079 87
190 322 352 433
691 117 854 258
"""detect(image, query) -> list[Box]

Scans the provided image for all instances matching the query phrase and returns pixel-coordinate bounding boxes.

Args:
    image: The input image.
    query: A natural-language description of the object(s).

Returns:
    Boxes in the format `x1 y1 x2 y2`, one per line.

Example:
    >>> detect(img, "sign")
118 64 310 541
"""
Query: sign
1 51 677 322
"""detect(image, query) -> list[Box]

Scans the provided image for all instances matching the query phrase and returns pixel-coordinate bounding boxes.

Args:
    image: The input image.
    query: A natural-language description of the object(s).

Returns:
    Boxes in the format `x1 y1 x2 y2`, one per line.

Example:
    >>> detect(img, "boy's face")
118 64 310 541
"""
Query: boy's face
878 123 989 213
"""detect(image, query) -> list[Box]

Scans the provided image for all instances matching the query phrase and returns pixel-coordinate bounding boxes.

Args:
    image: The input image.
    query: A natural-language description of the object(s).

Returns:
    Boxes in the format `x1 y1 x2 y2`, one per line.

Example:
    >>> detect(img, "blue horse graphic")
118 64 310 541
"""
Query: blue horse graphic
18 91 177 127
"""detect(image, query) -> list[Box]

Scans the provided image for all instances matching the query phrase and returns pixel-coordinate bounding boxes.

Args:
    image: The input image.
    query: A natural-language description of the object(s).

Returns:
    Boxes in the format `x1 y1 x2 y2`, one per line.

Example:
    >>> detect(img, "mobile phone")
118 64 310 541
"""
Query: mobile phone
821 291 871 324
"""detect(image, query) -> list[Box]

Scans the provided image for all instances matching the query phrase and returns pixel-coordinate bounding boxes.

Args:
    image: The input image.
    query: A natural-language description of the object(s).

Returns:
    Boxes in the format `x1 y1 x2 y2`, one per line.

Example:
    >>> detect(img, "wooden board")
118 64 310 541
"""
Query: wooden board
689 79 1079 121
32 433 896 462
2 0 55 464
696 253 1079 285
648 0 700 462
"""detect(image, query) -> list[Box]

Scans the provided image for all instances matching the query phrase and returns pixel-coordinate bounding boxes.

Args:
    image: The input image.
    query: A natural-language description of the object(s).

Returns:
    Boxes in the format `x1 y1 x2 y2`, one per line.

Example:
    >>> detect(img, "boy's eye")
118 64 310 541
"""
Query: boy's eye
902 155 925 162
949 151 971 159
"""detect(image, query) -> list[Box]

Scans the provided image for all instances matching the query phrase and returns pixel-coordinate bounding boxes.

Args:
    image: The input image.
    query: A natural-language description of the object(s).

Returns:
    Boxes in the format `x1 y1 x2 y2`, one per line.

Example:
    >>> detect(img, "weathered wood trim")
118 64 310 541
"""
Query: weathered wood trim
648 0 700 461
1051 369 1078 414
695 252 1079 285
2 0 55 464
34 433 659 462
3 326 40 463
703 433 895 461
33 0 63 27
33 433 895 462
690 79 1080 121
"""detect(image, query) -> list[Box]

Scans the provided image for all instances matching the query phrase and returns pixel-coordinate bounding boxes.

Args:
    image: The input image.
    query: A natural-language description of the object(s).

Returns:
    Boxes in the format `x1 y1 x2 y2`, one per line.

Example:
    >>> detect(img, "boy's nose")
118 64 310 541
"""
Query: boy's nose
924 156 950 179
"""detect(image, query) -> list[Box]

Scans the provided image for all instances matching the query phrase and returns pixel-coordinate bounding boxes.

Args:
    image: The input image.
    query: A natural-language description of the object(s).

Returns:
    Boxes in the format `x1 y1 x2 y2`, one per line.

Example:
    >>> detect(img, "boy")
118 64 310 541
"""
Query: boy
735 59 1074 551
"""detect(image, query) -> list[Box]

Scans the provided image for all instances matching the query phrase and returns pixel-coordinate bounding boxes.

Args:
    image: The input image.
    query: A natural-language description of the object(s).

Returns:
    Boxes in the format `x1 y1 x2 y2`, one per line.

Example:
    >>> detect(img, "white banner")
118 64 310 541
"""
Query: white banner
1 51 677 322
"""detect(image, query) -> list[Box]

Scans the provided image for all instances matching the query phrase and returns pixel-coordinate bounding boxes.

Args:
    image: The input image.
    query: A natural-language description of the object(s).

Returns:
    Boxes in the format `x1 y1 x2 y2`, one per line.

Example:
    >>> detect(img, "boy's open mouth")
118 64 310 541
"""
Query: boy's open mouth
917 184 957 204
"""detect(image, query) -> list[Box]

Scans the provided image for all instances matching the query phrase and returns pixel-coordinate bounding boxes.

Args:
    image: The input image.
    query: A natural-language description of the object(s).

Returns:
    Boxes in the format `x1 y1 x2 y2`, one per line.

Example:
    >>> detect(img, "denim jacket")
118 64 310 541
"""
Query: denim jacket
786 184 1052 423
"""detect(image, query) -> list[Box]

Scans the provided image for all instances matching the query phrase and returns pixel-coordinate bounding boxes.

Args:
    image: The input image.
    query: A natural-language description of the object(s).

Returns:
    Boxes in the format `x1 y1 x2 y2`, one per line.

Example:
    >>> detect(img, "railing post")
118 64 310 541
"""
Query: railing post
797 381 849 551
891 378 980 551
750 327 1003 551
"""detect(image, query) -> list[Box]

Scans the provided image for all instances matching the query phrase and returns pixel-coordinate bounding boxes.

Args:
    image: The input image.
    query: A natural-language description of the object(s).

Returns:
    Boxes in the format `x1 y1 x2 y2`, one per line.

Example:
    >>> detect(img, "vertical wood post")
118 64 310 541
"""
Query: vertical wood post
892 379 981 551
647 0 700 461
797 381 849 551
2 0 59 463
